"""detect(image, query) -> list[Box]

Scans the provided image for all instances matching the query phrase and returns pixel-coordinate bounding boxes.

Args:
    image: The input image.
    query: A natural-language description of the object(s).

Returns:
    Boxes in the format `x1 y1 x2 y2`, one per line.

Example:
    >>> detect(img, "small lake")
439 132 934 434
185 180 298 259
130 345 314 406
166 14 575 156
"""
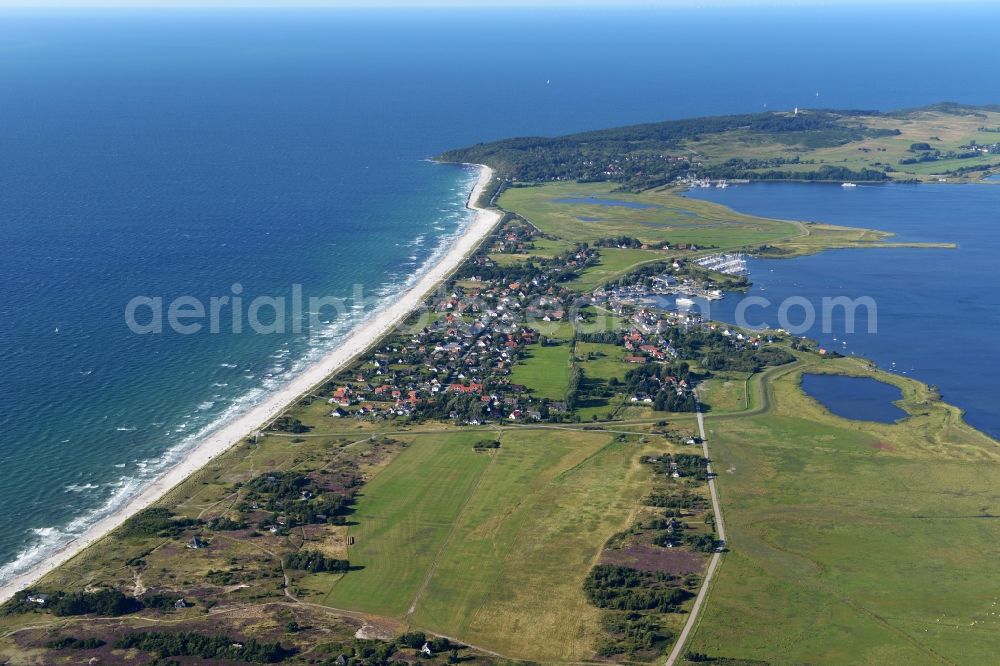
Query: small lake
801 373 907 424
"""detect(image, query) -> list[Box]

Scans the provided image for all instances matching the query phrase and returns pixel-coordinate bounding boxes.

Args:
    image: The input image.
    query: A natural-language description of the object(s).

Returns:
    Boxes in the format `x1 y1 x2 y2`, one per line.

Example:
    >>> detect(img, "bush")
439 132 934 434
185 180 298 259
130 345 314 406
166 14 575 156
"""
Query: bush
121 507 200 538
46 636 106 650
142 593 187 611
399 631 427 648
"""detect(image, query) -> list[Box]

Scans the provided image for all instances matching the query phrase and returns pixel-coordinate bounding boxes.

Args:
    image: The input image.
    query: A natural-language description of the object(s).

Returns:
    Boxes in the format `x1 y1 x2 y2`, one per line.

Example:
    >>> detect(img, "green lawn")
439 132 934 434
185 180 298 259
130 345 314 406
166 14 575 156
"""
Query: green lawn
510 342 572 399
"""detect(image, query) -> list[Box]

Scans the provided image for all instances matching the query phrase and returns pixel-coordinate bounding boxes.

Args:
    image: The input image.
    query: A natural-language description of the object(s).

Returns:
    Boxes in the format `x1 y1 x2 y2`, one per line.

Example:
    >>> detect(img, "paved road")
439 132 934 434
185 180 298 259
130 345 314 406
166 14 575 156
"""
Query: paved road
665 396 726 666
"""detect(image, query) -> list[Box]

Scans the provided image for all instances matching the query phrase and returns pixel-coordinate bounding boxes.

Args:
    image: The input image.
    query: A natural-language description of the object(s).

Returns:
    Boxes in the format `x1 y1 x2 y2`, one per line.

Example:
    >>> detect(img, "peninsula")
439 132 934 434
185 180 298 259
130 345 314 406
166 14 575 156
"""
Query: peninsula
1 104 997 665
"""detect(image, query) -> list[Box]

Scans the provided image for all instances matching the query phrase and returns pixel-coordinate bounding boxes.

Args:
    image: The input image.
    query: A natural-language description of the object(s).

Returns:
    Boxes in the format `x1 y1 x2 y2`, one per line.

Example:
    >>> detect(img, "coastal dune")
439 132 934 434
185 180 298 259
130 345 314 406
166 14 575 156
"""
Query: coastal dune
0 164 501 604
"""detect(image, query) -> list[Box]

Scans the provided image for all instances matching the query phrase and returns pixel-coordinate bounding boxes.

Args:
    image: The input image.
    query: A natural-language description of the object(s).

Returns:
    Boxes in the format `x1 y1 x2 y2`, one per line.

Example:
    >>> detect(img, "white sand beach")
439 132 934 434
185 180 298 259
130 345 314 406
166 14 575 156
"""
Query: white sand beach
0 164 501 605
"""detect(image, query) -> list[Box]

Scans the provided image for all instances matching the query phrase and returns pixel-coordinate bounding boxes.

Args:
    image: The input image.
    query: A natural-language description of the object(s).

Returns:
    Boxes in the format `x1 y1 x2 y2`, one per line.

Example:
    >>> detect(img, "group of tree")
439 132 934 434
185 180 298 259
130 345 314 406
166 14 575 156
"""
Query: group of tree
319 634 459 666
594 235 646 248
397 632 452 652
653 389 696 413
644 490 708 511
242 471 354 528
596 612 672 659
583 564 693 613
207 515 248 531
269 416 312 434
121 507 200 538
623 362 691 396
283 550 350 573
114 631 292 663
565 360 583 410
644 453 709 481
576 330 622 346
48 589 143 617
141 592 188 611
438 109 897 190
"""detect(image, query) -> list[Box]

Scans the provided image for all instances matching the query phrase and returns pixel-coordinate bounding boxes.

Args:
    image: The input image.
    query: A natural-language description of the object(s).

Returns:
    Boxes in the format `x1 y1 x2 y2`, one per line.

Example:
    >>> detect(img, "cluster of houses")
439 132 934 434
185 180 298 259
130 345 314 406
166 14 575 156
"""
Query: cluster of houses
592 260 732 309
487 217 538 254
319 224 596 424
622 328 680 364
313 214 775 426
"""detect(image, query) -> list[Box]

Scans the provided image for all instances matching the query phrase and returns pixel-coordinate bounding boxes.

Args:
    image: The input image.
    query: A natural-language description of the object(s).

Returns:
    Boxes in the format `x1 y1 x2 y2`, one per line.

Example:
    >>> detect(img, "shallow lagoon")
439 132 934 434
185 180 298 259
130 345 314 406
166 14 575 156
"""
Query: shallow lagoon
801 374 907 424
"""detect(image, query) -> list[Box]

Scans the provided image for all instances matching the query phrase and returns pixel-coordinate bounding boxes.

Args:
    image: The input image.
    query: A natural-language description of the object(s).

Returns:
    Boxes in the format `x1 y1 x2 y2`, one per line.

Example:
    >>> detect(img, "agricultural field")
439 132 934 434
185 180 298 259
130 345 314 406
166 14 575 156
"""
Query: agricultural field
686 356 1000 664
575 341 627 382
321 428 658 661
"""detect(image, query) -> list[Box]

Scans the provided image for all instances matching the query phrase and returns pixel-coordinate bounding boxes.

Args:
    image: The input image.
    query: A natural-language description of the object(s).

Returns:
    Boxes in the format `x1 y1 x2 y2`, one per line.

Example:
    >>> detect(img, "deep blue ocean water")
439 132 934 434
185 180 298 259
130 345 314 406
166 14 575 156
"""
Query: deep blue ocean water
801 374 907 424
1 4 999 583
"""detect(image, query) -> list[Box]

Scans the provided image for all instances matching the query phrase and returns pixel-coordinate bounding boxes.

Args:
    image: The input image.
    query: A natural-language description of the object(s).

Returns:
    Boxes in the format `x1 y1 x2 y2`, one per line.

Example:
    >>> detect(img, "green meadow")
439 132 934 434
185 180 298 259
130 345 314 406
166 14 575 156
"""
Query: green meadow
498 181 951 260
686 357 1000 664
323 429 655 661
498 181 801 251
509 341 572 399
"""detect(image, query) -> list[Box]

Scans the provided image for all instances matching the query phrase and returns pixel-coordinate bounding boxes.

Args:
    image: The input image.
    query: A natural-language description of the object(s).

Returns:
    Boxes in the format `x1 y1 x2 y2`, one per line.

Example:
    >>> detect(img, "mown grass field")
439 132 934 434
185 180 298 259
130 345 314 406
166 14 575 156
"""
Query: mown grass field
509 341 571 399
323 428 655 661
686 356 1000 664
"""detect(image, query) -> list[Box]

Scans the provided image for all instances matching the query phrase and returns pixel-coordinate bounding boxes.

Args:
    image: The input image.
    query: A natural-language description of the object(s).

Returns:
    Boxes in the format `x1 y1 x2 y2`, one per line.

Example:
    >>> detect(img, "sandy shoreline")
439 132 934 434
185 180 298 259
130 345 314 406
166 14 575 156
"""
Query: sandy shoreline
0 164 501 605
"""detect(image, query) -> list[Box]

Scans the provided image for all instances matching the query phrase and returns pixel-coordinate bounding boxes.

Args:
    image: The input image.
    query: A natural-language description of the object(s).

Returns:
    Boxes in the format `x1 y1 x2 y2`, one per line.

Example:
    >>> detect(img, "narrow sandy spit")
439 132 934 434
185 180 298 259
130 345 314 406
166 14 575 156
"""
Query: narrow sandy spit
0 164 501 604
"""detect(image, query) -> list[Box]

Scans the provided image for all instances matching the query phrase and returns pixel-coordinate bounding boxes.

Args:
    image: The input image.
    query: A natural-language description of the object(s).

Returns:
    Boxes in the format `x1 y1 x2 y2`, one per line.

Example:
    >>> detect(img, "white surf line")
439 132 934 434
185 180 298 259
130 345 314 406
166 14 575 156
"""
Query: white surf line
0 164 502 605
666 393 726 666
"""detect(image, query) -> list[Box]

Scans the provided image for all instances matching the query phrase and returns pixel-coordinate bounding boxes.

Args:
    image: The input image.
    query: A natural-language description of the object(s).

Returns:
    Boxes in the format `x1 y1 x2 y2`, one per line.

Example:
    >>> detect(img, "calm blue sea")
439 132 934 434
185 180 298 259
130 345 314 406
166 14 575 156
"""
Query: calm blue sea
1 5 999 583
